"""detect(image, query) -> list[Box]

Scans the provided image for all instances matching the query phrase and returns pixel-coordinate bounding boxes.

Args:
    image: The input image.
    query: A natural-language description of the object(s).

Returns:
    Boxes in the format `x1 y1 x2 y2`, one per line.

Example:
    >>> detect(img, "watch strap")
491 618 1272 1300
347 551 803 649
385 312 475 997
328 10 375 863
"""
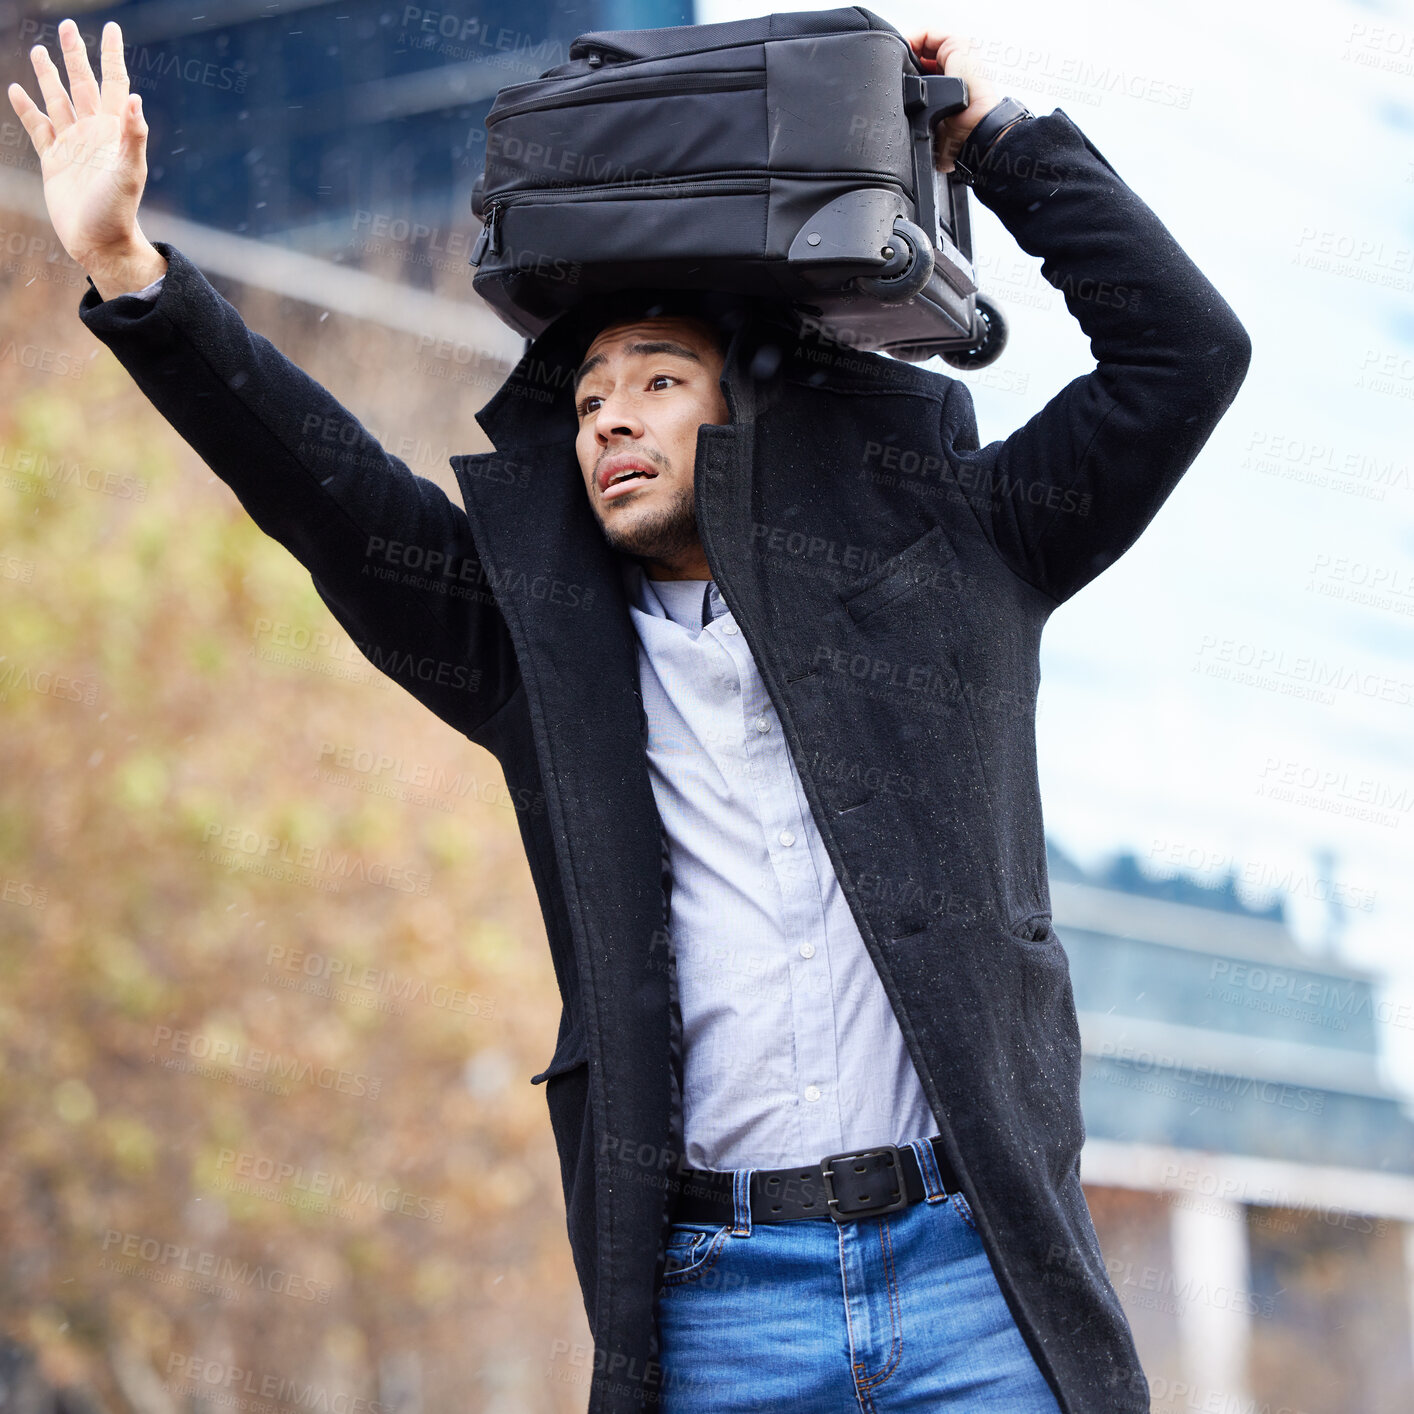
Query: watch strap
953 96 1035 186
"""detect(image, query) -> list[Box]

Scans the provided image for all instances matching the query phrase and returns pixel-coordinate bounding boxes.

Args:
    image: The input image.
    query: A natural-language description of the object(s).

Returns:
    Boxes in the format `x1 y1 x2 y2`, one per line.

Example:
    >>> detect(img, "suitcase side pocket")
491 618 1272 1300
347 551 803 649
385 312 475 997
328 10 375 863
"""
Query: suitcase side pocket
485 178 772 267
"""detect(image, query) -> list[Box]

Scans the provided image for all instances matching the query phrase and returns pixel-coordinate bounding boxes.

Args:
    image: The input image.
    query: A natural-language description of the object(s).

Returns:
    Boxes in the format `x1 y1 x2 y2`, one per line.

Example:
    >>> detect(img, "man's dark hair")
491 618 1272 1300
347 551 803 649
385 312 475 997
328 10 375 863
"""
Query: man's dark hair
564 287 752 365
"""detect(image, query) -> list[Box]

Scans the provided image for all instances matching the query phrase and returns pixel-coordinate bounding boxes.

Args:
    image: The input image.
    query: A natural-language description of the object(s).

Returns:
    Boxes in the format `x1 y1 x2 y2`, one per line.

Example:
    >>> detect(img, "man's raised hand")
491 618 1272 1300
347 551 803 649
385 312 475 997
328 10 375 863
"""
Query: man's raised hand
907 32 1003 173
7 17 166 296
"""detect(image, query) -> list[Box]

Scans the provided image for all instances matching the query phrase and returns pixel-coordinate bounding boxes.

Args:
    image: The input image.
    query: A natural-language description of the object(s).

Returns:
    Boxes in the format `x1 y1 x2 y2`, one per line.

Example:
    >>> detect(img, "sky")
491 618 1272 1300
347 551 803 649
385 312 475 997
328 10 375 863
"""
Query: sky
699 0 1414 1089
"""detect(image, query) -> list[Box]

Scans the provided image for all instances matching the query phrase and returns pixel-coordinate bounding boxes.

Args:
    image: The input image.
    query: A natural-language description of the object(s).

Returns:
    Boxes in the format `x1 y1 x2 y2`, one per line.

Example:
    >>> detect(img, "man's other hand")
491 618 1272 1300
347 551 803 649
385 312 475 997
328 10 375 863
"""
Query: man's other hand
906 32 1005 173
7 17 166 297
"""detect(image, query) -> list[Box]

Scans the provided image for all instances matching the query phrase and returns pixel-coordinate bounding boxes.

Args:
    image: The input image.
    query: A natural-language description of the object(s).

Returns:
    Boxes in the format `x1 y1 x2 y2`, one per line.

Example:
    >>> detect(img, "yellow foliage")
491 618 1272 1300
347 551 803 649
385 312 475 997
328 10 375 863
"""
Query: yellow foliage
0 226 580 1407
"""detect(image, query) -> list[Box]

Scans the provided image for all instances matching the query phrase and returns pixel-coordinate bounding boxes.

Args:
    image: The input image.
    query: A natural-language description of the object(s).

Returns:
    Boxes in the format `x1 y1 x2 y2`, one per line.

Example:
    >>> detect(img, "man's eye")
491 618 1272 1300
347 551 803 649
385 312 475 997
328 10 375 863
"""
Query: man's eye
576 375 676 415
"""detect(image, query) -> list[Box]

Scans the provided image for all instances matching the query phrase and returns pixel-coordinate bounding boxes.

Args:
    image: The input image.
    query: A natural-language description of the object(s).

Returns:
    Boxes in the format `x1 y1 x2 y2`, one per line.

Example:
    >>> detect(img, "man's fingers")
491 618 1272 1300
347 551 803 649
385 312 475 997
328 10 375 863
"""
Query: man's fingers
6 82 56 159
59 18 102 119
906 31 958 68
910 36 975 87
28 44 76 133
122 93 148 158
99 21 130 119
936 39 968 75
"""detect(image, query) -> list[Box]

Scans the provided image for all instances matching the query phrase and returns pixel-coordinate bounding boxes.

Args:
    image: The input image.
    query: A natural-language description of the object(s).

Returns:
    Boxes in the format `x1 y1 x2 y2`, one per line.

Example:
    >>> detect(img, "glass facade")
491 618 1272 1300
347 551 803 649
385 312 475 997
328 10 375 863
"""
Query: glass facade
47 0 692 256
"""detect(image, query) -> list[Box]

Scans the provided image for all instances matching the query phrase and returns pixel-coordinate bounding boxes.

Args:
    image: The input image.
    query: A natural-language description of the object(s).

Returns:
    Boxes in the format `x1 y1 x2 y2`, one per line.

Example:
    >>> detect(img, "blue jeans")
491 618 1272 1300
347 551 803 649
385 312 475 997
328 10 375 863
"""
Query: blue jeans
655 1140 1063 1412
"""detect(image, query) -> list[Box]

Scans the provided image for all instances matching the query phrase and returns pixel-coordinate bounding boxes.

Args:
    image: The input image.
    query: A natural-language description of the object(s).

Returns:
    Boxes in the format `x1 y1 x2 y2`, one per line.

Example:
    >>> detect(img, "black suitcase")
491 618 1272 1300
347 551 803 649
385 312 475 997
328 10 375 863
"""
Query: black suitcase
467 6 1006 367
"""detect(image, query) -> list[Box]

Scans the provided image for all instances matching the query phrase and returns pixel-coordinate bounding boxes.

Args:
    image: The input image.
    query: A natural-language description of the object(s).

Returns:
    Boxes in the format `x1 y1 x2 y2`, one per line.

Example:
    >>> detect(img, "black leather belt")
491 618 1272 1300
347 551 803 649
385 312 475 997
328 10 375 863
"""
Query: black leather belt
672 1137 959 1225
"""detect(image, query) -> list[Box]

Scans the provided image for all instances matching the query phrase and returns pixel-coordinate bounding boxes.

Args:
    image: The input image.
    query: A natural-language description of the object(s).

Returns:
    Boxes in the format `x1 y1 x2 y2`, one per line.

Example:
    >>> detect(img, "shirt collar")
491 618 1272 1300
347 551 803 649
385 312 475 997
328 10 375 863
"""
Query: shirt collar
620 560 723 631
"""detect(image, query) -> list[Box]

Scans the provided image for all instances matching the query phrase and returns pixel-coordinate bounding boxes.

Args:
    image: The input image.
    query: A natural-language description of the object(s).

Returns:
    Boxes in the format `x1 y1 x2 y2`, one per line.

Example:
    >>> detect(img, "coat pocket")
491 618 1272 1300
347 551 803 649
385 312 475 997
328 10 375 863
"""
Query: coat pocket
840 523 958 624
1008 909 1059 947
531 1022 588 1084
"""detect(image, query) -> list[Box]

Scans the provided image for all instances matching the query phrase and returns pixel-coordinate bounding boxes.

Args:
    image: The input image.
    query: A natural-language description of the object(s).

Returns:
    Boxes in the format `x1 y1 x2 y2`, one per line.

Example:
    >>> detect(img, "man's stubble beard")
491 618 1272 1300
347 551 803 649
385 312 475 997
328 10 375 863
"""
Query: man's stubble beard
594 476 700 563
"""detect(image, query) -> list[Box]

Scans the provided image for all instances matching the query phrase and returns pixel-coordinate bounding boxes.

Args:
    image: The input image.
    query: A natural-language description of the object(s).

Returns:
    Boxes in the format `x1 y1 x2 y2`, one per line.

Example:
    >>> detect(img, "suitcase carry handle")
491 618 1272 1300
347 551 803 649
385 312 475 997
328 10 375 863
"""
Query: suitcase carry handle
904 72 970 139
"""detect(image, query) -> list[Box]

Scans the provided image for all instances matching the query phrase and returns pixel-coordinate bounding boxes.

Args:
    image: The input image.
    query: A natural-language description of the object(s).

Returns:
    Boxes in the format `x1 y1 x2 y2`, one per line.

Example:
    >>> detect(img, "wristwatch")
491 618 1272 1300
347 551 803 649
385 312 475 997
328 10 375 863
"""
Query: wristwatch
953 96 1035 186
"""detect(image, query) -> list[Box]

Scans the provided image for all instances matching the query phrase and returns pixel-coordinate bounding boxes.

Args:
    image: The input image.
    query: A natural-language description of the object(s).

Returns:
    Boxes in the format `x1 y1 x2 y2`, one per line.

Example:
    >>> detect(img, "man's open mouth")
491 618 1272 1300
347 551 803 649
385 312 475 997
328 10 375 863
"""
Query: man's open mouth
600 462 660 499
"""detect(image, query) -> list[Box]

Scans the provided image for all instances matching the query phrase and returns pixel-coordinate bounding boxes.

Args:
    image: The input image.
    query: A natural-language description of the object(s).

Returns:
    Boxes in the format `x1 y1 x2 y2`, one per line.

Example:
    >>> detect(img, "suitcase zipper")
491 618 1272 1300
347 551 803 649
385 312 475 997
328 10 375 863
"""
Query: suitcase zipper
488 70 765 122
471 201 502 263
500 172 771 201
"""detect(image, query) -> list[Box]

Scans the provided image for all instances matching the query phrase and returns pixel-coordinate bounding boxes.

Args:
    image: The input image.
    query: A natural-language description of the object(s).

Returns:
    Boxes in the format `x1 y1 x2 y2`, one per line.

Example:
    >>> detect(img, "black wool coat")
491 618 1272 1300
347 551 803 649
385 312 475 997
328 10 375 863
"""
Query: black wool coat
79 108 1250 1413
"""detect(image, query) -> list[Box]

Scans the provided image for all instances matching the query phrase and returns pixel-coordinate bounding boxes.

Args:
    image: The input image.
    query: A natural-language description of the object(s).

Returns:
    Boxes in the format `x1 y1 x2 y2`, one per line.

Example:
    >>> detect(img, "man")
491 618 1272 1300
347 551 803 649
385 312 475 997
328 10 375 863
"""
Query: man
12 16 1251 1414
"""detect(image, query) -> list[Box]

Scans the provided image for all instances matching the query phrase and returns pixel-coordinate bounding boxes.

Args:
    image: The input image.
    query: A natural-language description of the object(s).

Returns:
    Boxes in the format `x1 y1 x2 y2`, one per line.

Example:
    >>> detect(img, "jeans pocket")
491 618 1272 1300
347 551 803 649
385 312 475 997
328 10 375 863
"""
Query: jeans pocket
948 1189 979 1233
662 1223 731 1287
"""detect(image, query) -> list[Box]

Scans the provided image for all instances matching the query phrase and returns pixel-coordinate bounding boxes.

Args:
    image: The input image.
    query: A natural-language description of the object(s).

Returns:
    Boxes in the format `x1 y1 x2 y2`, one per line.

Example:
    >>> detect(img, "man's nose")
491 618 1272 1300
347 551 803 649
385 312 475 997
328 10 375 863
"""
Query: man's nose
594 390 643 441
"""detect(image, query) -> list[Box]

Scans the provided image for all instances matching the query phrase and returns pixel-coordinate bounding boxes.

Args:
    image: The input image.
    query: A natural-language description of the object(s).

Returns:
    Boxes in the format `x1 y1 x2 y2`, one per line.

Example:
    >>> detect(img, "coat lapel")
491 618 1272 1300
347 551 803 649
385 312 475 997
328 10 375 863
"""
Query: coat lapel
451 317 680 1343
450 364 673 1078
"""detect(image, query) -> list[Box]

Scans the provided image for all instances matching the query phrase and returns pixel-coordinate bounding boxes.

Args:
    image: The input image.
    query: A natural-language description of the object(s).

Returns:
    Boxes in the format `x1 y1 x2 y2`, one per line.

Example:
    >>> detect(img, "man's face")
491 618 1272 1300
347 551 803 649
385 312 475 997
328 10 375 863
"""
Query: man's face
573 315 730 576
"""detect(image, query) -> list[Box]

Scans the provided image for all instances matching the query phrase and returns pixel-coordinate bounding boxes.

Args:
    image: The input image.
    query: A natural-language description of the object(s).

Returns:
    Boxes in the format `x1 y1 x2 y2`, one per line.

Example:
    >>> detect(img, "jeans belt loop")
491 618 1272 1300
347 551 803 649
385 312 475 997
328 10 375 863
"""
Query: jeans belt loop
730 1166 754 1237
909 1136 949 1203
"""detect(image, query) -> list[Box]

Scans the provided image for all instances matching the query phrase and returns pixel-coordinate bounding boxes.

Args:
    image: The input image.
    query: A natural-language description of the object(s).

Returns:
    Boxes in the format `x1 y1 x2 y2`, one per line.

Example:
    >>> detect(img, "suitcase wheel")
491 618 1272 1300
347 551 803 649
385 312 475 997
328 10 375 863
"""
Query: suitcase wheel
939 294 1008 370
854 217 935 303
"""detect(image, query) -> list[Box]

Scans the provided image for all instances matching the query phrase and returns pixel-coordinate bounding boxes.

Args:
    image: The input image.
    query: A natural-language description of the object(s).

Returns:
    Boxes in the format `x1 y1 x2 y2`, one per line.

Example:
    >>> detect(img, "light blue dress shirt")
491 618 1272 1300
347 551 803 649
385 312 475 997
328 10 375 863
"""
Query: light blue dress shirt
623 561 935 1171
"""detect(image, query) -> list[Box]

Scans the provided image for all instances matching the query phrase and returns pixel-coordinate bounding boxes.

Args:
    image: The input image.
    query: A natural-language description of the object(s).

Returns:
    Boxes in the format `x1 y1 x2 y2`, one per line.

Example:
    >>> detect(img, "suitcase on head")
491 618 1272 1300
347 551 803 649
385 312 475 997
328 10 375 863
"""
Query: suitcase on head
467 5 1007 367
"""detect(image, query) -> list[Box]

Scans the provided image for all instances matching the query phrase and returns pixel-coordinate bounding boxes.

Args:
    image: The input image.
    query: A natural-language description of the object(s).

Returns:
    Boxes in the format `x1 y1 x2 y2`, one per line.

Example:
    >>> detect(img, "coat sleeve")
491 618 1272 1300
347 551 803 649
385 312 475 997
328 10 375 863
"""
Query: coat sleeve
943 108 1252 604
77 240 519 735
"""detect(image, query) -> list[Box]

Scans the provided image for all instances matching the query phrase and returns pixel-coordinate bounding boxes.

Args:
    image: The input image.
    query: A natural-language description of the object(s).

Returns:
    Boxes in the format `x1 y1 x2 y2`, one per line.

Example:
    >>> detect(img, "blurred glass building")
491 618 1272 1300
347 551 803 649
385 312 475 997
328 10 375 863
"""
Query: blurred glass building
1058 844 1414 1414
22 0 692 262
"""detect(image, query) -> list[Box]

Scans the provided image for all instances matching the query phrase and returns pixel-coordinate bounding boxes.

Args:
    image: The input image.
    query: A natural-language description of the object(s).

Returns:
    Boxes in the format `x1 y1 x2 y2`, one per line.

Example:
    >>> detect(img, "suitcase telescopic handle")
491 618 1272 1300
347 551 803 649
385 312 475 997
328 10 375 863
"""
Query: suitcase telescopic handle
903 74 969 254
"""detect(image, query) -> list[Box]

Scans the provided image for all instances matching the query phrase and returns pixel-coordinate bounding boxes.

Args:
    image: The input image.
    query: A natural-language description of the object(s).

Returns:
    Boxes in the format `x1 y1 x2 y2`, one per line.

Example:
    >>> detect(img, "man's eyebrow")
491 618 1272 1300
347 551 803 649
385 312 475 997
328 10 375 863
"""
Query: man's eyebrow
572 340 704 393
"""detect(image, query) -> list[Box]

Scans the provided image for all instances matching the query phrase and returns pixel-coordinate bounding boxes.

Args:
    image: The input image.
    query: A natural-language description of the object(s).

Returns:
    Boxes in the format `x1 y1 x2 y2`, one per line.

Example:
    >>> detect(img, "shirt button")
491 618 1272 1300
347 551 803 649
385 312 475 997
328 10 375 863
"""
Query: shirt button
804 1084 822 1103
755 716 772 733
778 829 796 847
798 942 816 959
722 622 739 636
